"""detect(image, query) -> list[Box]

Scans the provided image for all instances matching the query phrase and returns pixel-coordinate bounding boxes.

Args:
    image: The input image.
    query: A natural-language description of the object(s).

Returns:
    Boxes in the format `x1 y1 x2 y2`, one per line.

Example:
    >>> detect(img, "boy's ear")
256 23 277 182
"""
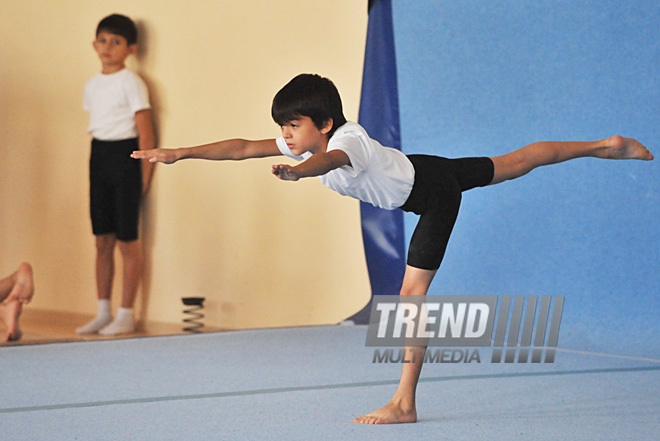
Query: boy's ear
321 119 334 135
128 44 138 55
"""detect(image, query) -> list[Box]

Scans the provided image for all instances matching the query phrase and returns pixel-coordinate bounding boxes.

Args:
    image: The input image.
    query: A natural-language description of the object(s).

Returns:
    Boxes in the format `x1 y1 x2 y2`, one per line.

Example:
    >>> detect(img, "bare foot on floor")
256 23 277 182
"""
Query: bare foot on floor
606 136 654 161
8 262 34 305
354 400 417 424
0 301 23 342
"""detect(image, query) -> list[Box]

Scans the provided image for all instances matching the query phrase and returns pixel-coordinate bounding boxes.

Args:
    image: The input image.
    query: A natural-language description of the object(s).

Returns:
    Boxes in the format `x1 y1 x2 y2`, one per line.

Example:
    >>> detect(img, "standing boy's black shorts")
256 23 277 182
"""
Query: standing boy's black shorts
89 138 142 242
399 155 494 271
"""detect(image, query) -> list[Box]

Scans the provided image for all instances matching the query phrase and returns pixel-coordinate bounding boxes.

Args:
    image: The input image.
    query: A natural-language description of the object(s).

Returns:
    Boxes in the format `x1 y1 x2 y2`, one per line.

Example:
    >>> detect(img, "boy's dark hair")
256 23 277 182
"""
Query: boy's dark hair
272 74 347 138
96 14 138 46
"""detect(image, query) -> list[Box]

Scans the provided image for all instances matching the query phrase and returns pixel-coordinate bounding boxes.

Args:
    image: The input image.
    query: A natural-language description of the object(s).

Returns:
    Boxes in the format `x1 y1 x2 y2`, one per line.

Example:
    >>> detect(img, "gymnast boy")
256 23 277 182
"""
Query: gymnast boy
132 73 653 424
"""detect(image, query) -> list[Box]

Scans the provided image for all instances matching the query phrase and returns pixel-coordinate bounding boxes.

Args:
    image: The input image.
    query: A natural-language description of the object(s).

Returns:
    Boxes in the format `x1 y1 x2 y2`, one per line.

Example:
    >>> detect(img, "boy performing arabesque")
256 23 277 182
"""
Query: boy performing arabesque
132 73 652 424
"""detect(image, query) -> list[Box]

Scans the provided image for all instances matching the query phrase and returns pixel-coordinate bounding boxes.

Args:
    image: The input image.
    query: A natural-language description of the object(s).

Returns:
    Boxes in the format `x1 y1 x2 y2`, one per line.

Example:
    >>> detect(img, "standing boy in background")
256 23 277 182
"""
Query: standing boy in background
77 14 155 336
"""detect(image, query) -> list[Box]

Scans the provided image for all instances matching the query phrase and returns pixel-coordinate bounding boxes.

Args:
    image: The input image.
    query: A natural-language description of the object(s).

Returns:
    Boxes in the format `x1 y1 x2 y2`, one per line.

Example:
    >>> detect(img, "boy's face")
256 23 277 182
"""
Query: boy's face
280 116 332 155
93 31 136 74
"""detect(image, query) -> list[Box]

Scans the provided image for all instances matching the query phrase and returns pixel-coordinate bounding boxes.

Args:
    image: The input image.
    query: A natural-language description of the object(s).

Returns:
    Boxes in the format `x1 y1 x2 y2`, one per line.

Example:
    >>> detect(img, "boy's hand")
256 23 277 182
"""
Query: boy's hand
131 148 179 164
272 164 300 181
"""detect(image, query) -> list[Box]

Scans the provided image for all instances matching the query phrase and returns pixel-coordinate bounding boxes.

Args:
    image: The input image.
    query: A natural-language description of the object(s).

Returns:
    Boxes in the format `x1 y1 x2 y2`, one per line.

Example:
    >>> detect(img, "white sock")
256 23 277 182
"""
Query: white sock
99 307 135 335
76 299 112 334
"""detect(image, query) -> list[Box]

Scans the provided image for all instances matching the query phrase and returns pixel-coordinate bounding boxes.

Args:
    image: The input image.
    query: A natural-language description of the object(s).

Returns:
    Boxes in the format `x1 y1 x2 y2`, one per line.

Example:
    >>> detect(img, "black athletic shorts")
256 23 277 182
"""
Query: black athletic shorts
399 155 494 270
89 138 142 242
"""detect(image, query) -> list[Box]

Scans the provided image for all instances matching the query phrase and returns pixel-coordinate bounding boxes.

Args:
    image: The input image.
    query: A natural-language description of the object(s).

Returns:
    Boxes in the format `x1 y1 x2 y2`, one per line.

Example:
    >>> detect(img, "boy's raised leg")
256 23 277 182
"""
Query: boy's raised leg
489 136 653 185
354 266 437 424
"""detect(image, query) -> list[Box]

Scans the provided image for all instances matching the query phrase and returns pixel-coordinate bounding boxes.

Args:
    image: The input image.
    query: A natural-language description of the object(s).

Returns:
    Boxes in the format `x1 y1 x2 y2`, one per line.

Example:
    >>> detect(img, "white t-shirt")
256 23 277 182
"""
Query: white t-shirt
276 122 415 210
83 69 151 141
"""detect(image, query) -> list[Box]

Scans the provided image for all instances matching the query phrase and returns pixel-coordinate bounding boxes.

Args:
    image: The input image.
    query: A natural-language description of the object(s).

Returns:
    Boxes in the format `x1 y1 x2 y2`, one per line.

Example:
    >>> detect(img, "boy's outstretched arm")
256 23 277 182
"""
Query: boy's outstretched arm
131 138 281 164
272 150 350 181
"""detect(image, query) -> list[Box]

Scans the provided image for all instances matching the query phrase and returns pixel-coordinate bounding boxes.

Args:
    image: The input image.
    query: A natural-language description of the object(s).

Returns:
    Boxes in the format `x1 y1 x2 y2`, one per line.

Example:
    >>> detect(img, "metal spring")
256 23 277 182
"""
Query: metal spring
182 297 205 333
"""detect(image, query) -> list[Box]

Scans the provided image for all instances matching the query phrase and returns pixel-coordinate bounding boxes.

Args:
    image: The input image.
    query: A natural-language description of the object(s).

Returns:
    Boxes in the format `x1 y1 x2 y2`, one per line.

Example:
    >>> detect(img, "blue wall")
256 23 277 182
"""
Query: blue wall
392 0 659 356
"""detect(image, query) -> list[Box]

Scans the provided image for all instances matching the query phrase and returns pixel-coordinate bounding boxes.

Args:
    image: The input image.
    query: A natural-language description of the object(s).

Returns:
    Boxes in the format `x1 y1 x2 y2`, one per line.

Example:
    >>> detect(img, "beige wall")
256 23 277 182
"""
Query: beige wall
0 1 370 329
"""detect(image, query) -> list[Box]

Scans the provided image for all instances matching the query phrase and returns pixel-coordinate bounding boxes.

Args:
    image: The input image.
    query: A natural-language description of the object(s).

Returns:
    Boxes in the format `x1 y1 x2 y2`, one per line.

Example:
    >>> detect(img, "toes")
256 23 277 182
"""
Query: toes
353 415 383 424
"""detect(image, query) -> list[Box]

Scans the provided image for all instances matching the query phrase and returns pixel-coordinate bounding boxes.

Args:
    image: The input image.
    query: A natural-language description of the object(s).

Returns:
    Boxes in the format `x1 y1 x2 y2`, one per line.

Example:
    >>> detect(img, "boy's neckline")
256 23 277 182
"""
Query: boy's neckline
101 67 127 76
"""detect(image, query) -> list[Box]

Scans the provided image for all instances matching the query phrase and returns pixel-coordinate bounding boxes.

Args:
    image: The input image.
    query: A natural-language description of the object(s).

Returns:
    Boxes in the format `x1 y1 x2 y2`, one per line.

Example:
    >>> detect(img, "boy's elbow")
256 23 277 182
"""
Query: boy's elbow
230 139 251 160
236 139 278 160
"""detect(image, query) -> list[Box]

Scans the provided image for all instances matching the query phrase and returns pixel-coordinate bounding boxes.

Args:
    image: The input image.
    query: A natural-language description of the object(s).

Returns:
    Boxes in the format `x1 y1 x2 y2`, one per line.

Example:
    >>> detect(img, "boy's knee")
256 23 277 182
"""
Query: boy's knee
400 285 422 296
95 234 116 254
117 239 141 257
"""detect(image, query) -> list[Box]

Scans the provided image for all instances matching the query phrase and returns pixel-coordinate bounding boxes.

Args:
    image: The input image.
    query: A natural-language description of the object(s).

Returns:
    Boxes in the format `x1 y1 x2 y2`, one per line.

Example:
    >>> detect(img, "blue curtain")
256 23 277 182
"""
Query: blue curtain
346 0 405 324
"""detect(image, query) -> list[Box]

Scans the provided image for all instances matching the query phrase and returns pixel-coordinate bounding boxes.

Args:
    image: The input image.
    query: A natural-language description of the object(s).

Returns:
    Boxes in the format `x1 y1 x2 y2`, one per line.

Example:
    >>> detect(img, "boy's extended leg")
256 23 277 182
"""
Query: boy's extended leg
489 135 653 185
354 266 437 424
354 135 652 424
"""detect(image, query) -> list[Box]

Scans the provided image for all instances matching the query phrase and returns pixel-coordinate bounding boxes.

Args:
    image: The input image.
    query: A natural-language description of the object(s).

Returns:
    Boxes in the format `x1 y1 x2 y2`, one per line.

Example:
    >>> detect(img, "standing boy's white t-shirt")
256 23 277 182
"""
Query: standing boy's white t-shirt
276 122 415 210
83 68 150 141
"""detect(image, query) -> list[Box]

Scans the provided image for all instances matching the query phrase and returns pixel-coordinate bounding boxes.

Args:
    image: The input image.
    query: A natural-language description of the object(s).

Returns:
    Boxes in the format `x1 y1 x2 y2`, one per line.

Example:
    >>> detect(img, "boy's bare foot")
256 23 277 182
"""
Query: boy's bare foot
0 301 23 342
606 136 654 161
353 399 417 424
8 262 35 304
